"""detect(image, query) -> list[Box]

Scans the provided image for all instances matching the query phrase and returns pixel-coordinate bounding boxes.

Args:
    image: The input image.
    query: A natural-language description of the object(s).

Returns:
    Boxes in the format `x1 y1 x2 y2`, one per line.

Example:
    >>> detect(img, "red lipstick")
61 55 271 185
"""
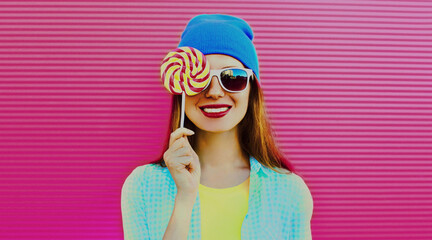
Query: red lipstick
199 104 232 118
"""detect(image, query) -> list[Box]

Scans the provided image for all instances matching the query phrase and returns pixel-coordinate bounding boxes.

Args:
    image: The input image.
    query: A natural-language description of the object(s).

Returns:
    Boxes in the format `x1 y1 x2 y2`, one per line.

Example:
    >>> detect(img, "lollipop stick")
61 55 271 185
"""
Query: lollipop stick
180 91 185 128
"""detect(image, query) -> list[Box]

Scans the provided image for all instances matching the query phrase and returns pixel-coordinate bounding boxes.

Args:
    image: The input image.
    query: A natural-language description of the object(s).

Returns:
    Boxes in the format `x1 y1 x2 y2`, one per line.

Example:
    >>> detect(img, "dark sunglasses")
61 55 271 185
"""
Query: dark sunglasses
201 68 254 93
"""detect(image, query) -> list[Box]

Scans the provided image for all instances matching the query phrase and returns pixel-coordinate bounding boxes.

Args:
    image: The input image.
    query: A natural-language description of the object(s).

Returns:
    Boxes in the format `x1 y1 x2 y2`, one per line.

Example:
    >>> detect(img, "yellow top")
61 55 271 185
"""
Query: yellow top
198 176 250 240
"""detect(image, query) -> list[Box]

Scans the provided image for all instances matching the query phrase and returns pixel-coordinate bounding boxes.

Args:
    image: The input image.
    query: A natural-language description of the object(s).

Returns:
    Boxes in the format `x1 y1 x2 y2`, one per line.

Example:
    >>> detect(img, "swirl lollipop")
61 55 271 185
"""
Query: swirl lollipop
161 47 211 127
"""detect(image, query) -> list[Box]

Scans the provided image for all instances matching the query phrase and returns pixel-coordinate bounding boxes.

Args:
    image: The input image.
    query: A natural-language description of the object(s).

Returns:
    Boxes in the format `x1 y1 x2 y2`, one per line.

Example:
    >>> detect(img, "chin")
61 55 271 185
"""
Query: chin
196 125 233 133
194 120 239 133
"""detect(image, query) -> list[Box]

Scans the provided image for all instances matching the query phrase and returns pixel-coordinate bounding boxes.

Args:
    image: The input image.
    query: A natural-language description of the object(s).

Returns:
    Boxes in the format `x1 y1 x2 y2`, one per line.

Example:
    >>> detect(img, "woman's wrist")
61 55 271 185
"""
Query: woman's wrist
163 191 197 240
175 190 198 206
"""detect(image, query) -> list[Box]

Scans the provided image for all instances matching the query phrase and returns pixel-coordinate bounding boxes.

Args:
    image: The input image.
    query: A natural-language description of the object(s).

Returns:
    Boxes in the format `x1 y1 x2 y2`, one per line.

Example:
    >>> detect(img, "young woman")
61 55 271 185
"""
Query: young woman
121 14 313 240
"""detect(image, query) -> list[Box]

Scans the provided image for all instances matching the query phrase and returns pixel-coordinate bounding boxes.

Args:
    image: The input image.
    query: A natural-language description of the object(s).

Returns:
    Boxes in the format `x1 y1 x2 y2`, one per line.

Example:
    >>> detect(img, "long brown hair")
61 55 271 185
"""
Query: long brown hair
149 75 296 175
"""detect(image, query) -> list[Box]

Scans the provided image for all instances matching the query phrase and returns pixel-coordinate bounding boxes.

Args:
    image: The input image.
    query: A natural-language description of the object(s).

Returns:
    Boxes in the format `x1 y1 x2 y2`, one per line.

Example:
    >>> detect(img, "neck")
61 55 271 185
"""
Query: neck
194 127 249 172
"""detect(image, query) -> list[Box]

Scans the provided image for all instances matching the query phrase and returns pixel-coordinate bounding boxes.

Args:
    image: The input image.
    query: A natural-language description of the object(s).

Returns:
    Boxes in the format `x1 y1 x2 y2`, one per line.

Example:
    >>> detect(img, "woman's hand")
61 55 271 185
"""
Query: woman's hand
163 127 201 196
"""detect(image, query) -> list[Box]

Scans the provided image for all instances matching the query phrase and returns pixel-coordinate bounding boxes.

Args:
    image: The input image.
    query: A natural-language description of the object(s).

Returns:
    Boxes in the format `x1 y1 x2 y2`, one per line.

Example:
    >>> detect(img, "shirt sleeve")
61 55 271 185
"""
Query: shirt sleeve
121 166 150 240
290 173 314 240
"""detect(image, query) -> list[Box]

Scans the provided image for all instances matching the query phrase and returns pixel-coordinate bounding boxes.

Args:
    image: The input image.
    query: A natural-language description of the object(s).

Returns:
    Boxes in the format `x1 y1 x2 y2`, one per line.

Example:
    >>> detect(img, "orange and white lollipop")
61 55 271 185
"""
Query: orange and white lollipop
160 47 211 127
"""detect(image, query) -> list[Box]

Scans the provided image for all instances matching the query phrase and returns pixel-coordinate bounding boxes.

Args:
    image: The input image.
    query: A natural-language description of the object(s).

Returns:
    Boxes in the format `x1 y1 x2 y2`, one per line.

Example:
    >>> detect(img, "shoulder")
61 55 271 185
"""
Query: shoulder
283 172 314 216
121 163 169 196
284 172 311 195
264 168 313 213
265 167 311 197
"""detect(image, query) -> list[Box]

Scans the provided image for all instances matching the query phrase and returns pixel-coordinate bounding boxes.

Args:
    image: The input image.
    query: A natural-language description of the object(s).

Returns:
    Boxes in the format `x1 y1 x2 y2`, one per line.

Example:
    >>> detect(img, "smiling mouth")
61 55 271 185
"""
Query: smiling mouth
200 106 231 113
199 106 232 118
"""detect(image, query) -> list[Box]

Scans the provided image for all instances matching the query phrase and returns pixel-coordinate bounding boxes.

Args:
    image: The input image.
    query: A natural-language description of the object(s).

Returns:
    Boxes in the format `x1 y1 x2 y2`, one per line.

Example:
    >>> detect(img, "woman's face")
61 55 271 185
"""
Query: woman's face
184 54 251 133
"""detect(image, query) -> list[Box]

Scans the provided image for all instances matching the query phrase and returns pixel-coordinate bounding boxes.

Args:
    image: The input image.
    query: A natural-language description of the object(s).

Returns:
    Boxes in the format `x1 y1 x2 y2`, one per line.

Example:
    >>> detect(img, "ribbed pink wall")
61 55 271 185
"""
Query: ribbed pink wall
1 1 431 239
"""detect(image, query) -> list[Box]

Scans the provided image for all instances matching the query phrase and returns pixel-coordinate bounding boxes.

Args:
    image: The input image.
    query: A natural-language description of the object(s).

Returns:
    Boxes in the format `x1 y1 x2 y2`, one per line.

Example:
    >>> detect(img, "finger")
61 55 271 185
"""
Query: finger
172 145 193 157
169 127 195 147
177 156 198 172
190 151 200 170
171 156 193 170
176 136 196 158
170 136 188 152
182 135 194 149
165 155 189 169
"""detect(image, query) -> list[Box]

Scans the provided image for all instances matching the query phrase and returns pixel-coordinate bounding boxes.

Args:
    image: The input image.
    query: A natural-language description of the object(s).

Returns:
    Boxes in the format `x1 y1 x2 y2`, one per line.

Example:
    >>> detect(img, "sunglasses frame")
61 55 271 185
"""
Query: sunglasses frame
201 68 254 93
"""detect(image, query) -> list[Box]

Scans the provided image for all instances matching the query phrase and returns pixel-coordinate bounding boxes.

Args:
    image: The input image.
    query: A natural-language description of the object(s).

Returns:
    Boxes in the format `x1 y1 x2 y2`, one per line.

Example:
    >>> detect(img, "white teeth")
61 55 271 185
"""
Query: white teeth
203 107 229 113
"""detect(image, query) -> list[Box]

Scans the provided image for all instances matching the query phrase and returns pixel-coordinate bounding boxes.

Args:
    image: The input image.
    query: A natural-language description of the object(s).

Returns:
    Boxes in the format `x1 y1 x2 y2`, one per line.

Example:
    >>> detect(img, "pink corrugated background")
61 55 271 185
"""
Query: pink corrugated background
0 1 431 239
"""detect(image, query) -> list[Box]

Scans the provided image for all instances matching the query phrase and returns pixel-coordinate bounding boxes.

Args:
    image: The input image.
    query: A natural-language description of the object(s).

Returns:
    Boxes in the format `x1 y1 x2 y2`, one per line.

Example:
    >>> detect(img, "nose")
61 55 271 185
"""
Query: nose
204 75 225 99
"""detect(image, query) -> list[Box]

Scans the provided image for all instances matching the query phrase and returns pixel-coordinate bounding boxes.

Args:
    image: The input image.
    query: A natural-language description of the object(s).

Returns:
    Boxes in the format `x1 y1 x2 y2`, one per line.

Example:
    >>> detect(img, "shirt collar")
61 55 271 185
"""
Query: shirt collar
249 154 270 176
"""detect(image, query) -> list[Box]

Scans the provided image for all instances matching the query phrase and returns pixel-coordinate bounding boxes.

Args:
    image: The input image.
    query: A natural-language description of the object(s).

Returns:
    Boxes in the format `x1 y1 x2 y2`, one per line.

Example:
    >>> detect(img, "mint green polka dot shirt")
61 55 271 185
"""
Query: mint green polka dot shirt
121 155 313 239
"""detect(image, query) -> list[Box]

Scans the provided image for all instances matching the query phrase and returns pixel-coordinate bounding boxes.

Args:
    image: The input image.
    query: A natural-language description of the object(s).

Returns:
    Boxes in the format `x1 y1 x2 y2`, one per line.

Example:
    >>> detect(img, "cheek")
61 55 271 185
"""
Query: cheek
234 94 250 111
185 96 199 113
241 91 250 107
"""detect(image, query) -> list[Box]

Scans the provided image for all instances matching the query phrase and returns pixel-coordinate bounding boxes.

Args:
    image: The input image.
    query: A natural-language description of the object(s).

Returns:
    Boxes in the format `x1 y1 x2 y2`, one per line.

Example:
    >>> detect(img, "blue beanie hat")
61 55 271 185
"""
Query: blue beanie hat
178 14 260 83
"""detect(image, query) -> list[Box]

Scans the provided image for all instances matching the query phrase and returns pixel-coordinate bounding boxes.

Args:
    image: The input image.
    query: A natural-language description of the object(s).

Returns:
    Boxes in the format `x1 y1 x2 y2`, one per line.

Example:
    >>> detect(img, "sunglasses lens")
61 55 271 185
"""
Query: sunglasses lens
220 69 248 91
